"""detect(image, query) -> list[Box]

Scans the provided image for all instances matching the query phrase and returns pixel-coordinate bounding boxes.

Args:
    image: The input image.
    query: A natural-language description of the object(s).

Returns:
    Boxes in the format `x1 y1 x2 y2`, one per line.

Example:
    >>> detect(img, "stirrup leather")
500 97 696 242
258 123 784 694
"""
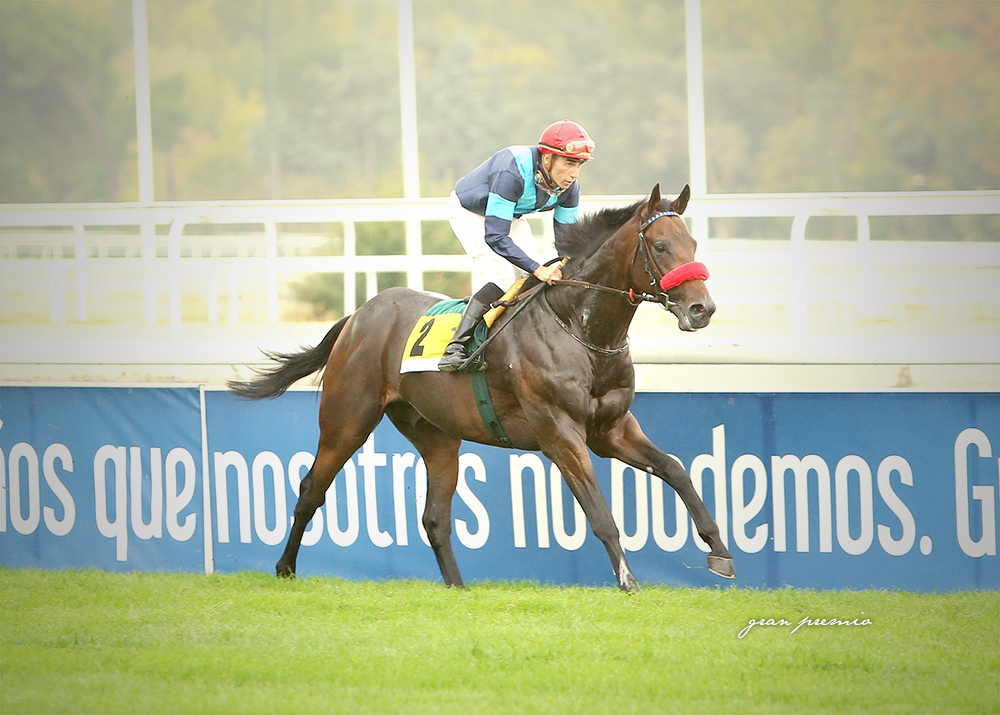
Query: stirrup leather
437 283 503 373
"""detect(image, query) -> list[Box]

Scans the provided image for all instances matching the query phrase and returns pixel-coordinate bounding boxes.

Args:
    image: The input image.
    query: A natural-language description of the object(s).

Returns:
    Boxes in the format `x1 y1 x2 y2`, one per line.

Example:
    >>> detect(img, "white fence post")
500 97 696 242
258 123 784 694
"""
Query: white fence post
48 266 66 324
74 224 87 322
265 221 279 323
141 221 157 324
790 211 810 338
167 213 190 340
405 218 423 293
344 220 357 315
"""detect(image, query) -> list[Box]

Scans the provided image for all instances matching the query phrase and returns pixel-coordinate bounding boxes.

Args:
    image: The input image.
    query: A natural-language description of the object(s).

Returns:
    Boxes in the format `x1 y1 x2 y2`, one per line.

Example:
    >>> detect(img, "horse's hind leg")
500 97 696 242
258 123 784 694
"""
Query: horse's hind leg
386 404 465 587
276 444 358 577
276 393 385 578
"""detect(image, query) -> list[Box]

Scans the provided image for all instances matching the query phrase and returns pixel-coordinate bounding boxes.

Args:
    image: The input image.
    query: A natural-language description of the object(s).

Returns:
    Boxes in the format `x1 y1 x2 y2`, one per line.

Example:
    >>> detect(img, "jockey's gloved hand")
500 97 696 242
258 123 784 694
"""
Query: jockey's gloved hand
533 264 562 285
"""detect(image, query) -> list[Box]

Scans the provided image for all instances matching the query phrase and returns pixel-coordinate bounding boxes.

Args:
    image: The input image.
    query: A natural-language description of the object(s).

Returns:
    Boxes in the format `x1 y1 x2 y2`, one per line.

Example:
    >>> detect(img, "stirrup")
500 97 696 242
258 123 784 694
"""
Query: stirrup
437 283 502 373
439 344 486 373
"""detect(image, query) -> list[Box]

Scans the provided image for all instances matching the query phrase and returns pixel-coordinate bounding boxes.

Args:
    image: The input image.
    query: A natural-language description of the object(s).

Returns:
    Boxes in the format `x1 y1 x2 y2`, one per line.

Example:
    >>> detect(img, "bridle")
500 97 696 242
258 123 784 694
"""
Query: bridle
631 210 682 308
471 210 711 363
552 210 707 310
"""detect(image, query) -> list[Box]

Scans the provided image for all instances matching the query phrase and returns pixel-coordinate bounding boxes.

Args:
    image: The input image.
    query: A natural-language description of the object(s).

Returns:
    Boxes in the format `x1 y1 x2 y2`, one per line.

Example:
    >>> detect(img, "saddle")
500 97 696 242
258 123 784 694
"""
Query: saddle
399 274 547 375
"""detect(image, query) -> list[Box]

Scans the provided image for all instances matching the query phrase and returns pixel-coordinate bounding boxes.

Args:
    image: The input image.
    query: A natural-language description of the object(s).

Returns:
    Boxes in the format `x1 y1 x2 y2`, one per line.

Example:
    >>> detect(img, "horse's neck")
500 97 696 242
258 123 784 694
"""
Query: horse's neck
547 228 638 349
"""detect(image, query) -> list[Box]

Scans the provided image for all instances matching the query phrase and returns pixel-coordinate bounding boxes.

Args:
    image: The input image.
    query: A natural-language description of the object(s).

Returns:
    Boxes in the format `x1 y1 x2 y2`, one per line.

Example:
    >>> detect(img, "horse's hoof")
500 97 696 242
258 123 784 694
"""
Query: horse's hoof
618 574 641 593
275 564 295 579
707 555 736 579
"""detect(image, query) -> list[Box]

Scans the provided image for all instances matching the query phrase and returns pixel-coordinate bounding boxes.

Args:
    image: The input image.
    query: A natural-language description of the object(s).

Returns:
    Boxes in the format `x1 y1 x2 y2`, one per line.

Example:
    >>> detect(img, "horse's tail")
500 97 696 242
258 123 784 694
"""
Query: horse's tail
227 316 349 400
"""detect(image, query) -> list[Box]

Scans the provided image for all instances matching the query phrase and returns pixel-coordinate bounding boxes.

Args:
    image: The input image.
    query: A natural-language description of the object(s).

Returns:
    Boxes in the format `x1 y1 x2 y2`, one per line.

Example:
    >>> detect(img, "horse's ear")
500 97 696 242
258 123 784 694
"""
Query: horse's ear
641 184 662 221
671 184 691 215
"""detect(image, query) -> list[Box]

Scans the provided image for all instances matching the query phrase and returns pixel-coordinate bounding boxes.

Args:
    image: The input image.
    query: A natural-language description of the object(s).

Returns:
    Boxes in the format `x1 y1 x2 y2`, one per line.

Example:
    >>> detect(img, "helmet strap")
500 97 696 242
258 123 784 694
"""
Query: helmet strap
535 154 562 195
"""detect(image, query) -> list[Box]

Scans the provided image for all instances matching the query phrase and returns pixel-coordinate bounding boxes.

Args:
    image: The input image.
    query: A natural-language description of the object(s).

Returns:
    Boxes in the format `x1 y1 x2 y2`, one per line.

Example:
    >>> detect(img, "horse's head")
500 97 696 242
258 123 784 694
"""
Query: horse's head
633 184 715 332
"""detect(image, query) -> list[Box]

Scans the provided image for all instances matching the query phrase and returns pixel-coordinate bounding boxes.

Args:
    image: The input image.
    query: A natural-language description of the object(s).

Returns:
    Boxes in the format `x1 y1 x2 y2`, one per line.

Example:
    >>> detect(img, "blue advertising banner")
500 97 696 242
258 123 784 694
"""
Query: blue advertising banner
0 387 206 572
2 385 997 591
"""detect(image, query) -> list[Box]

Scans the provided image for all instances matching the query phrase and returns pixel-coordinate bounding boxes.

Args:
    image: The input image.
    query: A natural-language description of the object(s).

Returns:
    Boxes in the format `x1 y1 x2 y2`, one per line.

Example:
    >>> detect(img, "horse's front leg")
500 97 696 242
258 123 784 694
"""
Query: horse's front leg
532 415 640 592
590 412 736 580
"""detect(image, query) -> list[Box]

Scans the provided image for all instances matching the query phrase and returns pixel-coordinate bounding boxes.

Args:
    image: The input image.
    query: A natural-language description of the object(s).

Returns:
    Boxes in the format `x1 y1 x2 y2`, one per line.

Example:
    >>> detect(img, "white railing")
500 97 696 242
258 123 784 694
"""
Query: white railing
2 198 464 333
2 191 998 365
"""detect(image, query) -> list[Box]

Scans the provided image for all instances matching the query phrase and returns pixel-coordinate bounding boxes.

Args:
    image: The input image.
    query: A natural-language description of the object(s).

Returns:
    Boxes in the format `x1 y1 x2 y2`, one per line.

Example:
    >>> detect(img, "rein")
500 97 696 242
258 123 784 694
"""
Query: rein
550 278 664 306
541 291 630 355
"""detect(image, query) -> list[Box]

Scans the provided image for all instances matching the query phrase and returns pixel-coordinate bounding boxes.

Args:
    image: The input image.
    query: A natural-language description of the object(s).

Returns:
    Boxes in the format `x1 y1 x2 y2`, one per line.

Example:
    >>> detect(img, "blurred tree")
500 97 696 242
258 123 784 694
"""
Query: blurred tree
258 0 402 198
709 0 1000 193
0 1 133 202
845 1 999 191
413 0 691 196
282 40 402 198
415 34 517 195
2 0 995 204
143 0 268 199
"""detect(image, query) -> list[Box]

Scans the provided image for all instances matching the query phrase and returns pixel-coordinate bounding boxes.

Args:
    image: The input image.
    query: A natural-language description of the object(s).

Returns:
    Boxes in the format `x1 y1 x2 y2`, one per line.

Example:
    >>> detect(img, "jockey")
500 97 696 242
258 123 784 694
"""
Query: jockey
438 120 594 372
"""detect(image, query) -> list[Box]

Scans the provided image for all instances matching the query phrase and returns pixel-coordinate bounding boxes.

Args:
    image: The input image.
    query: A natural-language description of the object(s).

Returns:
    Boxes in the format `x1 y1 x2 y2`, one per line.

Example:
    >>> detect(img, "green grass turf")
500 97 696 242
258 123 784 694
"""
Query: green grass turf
1 567 996 714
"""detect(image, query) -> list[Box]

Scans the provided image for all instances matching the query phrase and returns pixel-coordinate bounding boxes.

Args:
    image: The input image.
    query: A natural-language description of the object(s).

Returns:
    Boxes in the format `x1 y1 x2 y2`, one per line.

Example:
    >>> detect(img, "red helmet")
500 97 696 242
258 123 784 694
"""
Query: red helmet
538 120 595 159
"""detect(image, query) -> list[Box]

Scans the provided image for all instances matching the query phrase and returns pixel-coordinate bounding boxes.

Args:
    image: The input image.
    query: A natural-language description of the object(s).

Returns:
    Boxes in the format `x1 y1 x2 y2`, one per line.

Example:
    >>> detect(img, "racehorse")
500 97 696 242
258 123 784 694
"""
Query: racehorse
228 184 735 590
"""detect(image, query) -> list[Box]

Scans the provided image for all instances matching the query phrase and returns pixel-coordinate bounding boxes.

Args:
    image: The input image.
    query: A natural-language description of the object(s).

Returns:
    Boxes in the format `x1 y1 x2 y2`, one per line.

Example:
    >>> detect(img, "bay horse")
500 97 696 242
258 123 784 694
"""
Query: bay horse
229 184 735 590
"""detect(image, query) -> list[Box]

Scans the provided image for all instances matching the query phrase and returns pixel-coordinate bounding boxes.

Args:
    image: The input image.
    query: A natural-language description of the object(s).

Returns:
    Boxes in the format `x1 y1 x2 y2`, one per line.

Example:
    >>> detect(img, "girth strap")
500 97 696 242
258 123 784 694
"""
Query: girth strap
470 372 511 447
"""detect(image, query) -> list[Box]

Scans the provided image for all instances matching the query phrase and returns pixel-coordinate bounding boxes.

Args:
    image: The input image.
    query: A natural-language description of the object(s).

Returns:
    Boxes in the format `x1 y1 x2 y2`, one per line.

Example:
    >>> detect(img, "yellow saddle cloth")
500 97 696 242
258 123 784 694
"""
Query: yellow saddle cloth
400 299 469 373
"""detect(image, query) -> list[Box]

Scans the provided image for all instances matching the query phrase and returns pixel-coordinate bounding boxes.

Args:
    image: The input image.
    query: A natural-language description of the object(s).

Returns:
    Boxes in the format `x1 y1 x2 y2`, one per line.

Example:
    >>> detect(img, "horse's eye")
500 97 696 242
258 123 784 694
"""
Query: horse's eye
654 242 668 254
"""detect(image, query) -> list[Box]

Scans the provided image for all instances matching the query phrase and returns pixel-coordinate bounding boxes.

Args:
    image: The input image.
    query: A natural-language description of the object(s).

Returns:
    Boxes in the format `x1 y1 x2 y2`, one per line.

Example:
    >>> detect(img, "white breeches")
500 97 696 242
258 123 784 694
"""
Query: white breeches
448 191 556 292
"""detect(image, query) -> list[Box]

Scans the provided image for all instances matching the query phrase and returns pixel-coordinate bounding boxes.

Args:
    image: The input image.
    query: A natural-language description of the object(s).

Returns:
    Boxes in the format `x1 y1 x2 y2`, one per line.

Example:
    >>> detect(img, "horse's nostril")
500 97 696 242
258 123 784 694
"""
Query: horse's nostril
688 301 716 320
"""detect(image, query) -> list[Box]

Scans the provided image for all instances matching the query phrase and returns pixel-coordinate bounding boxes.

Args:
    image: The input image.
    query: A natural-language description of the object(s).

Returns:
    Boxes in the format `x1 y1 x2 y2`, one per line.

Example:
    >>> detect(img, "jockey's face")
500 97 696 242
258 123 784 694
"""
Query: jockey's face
543 154 586 190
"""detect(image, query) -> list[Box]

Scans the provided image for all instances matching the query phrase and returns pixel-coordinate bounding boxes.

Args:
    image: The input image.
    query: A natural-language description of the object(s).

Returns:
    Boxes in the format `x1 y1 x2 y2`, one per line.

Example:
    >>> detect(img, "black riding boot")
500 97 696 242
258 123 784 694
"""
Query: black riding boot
438 282 504 373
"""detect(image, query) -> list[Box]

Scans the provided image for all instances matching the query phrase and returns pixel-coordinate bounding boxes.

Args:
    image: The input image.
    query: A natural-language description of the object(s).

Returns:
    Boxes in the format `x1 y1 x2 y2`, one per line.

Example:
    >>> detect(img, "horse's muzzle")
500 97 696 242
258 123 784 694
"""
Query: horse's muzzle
660 262 714 331
670 296 715 331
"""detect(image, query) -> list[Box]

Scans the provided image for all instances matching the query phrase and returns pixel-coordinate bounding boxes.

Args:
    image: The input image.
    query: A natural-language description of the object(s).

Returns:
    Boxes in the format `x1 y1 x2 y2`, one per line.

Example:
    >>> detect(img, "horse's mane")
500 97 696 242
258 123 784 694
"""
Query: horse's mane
553 200 645 277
